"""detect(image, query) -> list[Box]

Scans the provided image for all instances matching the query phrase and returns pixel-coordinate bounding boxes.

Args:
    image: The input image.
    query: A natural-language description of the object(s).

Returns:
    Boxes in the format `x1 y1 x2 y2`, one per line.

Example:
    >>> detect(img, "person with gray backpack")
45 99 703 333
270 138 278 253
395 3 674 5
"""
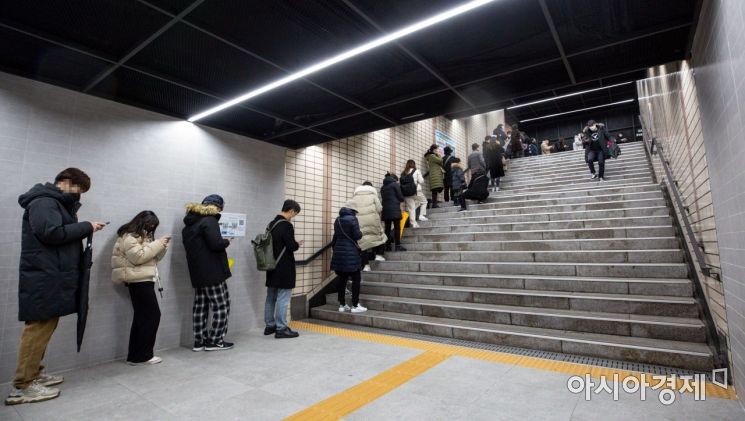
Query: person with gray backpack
262 200 303 339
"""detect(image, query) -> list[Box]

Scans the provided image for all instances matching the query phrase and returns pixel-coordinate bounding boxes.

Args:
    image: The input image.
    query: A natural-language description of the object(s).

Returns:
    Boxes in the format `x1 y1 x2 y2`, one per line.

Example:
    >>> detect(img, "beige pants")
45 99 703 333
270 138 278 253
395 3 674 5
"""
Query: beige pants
404 192 427 221
13 318 59 389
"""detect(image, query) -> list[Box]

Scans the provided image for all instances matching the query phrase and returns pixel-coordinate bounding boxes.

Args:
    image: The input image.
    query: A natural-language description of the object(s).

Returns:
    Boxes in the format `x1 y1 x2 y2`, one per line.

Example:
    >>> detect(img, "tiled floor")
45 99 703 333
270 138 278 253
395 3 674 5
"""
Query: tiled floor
2 327 743 420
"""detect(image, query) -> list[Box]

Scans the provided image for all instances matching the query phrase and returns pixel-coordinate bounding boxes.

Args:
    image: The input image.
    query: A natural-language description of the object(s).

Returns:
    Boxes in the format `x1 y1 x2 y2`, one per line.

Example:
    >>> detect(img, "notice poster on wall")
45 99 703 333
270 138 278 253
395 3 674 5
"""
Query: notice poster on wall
219 212 247 237
435 129 457 151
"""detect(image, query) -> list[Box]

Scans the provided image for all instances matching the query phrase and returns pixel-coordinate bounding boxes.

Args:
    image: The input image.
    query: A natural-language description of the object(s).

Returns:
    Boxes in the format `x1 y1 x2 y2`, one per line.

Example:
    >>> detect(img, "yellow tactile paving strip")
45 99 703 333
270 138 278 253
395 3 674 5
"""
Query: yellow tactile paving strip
288 321 737 405
284 351 449 421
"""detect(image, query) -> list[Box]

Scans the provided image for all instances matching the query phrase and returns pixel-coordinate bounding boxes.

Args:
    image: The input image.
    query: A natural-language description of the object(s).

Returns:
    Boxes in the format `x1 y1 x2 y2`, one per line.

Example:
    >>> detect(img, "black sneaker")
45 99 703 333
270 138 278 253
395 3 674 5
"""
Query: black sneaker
192 341 205 352
275 328 299 339
264 326 276 335
395 245 407 252
205 341 234 351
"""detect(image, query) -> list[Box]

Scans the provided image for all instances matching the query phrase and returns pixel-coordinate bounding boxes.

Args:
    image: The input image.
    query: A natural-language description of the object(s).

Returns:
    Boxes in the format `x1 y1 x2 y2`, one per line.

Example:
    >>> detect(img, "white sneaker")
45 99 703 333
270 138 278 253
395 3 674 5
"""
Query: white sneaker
410 221 419 228
599 177 606 182
363 265 371 272
351 305 368 313
36 373 64 387
127 356 162 366
419 216 429 221
374 255 386 262
338 304 351 312
5 381 60 405
591 173 598 179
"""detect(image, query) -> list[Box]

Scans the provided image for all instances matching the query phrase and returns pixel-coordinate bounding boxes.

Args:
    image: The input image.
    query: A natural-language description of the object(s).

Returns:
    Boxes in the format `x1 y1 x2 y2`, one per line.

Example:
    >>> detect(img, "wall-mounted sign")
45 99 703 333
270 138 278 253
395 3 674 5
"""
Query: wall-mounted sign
219 213 247 237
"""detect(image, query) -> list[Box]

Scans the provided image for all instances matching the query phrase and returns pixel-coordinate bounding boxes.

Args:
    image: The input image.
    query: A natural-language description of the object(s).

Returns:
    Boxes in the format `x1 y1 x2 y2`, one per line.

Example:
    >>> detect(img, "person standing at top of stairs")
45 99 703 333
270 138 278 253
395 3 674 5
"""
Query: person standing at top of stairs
583 119 612 182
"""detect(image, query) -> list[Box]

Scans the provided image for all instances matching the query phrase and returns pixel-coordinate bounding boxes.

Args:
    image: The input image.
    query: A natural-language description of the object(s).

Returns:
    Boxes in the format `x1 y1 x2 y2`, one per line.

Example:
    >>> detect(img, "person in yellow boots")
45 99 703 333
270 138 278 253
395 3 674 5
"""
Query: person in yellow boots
112 211 171 366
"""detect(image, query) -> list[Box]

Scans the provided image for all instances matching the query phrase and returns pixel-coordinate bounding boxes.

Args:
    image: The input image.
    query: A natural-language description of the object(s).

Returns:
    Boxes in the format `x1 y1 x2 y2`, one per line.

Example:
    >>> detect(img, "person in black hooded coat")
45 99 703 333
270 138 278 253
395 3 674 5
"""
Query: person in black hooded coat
331 207 365 312
9 168 105 404
442 146 456 202
380 173 406 251
182 195 233 351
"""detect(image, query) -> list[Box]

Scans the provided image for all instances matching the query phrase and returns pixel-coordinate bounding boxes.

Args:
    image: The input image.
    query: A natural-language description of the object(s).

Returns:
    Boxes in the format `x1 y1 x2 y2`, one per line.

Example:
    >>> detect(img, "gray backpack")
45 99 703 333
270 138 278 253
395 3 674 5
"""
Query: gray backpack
252 220 287 271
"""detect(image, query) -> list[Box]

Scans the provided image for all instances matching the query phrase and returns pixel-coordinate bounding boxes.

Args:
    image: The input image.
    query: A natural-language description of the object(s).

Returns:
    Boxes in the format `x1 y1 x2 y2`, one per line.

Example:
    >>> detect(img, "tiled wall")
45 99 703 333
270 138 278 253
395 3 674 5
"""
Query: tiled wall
689 0 745 402
0 72 286 382
637 61 728 337
286 110 503 296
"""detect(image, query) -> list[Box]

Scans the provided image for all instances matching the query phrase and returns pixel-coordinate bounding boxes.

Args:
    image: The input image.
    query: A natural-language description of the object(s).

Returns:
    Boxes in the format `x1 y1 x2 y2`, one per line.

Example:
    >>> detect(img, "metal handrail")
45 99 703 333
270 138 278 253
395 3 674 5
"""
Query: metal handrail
295 241 333 266
647 137 719 281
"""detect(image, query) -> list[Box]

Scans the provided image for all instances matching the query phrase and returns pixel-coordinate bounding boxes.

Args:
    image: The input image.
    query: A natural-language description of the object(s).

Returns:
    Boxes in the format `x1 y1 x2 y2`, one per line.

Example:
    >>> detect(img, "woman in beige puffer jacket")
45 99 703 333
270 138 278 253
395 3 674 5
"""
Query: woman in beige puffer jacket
111 211 171 365
346 181 387 271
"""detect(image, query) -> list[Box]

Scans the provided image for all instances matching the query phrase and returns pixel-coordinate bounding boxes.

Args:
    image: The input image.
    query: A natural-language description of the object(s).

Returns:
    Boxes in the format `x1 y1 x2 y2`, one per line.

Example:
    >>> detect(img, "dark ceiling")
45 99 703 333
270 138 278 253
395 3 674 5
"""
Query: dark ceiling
0 0 698 148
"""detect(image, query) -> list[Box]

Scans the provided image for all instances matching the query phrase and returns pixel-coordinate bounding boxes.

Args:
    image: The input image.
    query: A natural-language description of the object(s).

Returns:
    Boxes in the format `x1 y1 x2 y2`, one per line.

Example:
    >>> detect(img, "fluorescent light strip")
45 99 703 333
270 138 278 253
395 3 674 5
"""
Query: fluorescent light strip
519 99 635 123
507 81 633 110
188 0 497 122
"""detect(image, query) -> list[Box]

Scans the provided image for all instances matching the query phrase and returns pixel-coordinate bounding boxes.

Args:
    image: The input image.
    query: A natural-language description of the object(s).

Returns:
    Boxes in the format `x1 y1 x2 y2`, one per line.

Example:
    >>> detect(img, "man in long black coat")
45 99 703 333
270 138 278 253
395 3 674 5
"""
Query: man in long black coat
264 200 303 338
7 168 105 406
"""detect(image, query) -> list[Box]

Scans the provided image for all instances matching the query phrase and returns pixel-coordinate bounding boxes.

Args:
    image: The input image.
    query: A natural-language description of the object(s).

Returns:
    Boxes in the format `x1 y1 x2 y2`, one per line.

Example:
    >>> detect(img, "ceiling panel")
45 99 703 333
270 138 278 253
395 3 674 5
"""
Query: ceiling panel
0 0 170 60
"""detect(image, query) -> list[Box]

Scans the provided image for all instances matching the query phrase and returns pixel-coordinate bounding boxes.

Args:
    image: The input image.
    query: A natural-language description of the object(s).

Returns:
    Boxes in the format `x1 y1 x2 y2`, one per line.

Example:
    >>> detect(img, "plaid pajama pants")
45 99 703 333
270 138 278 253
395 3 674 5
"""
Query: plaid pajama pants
193 281 230 345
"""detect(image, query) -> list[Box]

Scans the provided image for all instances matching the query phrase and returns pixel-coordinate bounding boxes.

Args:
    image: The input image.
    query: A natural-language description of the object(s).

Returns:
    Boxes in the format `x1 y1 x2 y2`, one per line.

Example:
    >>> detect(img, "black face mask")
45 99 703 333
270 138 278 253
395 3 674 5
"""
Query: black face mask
67 193 81 202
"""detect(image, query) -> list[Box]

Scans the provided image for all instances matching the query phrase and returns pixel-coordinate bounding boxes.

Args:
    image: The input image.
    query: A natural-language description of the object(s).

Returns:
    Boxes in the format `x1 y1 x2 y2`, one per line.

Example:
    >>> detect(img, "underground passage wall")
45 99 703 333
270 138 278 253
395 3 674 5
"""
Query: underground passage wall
0 72 286 382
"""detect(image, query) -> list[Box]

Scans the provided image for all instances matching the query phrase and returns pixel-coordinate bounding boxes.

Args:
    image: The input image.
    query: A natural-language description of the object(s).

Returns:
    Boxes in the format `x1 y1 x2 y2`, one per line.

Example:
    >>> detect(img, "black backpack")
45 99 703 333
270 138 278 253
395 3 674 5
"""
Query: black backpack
400 172 417 196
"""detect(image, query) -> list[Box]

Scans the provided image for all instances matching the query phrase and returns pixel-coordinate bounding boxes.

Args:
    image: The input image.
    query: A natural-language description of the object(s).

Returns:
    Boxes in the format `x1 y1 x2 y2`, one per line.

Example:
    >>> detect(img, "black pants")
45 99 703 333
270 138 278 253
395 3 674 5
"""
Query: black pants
460 190 487 210
587 150 605 178
444 186 452 202
127 282 160 363
384 219 401 246
361 244 386 266
490 177 501 187
431 187 443 207
336 271 361 306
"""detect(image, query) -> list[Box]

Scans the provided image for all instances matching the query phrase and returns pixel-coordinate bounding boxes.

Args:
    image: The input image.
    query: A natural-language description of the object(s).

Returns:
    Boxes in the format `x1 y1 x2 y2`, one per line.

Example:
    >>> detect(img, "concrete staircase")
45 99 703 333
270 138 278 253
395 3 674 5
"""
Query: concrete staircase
311 142 715 371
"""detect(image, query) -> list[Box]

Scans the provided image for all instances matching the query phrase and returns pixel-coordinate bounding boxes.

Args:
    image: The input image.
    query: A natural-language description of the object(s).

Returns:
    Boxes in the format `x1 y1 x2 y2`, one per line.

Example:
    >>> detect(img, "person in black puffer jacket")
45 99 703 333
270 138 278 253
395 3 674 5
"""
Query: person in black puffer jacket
182 195 233 351
9 168 105 405
442 146 455 203
380 173 406 252
331 207 365 312
458 169 490 211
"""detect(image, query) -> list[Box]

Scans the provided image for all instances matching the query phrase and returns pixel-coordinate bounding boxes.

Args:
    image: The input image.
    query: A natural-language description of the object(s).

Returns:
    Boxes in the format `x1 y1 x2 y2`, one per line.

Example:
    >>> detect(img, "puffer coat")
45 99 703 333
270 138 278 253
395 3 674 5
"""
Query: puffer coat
346 185 387 251
330 208 363 273
111 233 167 284
425 152 445 190
380 175 404 220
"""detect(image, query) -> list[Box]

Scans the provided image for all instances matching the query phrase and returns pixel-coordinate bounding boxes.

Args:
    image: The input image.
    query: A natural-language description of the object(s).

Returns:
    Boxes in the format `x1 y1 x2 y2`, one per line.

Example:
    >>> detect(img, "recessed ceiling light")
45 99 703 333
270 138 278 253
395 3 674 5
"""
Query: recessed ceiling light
519 99 635 123
188 0 497 122
507 81 634 110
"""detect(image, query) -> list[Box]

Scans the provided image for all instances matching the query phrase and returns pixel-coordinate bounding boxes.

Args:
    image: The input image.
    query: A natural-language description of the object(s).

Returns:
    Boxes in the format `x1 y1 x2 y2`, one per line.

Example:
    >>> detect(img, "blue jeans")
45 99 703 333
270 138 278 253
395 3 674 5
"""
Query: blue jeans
264 287 292 331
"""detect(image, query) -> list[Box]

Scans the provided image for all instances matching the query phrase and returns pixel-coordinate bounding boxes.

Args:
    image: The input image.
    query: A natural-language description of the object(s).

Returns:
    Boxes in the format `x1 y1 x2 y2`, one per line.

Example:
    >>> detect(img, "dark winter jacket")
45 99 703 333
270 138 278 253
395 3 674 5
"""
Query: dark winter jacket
17 183 94 321
330 208 363 273
442 153 455 187
467 151 486 173
493 127 508 145
583 123 611 156
182 203 231 288
464 171 490 201
451 162 466 191
380 175 404 220
485 143 505 178
266 215 300 289
528 143 540 156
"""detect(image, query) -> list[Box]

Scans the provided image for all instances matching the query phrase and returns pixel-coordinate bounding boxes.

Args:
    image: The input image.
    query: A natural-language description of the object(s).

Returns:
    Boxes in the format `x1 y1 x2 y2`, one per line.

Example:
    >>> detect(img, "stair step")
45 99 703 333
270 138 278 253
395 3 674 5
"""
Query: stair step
357 282 697 317
310 307 714 371
502 176 654 194
385 249 683 264
403 237 679 252
345 295 706 342
501 170 652 190
505 157 649 176
371 260 689 279
491 181 657 201
428 197 667 218
502 161 651 180
421 206 670 226
411 216 673 234
362 271 693 296
406 226 676 242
